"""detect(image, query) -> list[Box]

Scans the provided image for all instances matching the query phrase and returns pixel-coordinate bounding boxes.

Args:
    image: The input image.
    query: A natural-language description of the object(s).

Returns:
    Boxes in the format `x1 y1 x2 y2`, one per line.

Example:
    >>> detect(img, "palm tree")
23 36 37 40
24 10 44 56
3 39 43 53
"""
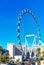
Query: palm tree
0 55 2 62
41 51 44 57
3 52 9 63
41 51 44 64
0 46 3 55
36 48 41 56
0 46 3 51
36 48 41 65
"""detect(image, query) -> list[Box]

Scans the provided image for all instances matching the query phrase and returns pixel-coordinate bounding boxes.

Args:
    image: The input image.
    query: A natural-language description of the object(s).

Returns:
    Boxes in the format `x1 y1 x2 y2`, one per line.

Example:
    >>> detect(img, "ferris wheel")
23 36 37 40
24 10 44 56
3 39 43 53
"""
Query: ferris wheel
17 9 41 50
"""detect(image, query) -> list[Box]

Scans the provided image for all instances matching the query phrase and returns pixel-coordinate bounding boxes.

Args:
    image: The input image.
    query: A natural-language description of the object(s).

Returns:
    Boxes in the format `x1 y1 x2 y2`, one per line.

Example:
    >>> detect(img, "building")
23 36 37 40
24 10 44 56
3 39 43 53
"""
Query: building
7 43 22 62
7 43 22 57
7 43 15 58
7 41 44 62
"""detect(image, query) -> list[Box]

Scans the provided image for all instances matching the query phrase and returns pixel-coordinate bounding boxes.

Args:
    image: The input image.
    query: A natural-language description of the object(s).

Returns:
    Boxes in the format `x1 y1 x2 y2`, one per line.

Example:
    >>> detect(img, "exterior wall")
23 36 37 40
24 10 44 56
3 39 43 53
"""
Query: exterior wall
13 45 15 57
7 43 22 58
7 43 15 58
15 46 22 55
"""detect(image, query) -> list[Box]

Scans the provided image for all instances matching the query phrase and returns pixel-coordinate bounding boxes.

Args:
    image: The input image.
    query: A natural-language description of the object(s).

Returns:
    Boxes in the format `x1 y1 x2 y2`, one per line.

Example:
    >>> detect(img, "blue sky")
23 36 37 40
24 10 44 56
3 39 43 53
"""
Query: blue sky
0 0 44 49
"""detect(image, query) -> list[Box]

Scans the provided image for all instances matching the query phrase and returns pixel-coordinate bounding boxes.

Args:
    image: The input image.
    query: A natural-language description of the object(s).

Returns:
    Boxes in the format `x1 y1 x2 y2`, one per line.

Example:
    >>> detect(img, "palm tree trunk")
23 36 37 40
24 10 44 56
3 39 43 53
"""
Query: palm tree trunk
37 60 41 65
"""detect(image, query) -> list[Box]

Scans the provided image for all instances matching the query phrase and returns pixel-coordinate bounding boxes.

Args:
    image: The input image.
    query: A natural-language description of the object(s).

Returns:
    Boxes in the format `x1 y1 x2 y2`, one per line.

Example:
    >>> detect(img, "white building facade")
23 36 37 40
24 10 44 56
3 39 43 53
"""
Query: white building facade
7 43 22 62
7 43 15 58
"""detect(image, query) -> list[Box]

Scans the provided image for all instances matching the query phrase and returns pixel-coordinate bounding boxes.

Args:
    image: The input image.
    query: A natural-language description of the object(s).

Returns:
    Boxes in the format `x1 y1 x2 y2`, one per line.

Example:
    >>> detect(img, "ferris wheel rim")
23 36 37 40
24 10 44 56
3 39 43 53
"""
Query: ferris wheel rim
17 9 41 47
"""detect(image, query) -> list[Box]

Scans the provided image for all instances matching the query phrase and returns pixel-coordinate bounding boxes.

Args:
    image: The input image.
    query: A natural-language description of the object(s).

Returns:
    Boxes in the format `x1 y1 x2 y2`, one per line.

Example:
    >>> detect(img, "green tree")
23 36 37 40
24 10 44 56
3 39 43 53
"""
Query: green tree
41 51 44 64
3 52 9 62
0 46 9 63
0 46 3 52
0 52 9 63
42 51 44 57
36 48 41 65
0 55 3 62
0 46 3 62
36 48 41 56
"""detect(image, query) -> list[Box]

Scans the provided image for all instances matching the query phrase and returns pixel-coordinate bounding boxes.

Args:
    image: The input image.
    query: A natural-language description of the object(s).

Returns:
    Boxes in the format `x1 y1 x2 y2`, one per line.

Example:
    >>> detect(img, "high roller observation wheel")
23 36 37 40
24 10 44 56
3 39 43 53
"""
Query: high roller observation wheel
17 9 41 48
